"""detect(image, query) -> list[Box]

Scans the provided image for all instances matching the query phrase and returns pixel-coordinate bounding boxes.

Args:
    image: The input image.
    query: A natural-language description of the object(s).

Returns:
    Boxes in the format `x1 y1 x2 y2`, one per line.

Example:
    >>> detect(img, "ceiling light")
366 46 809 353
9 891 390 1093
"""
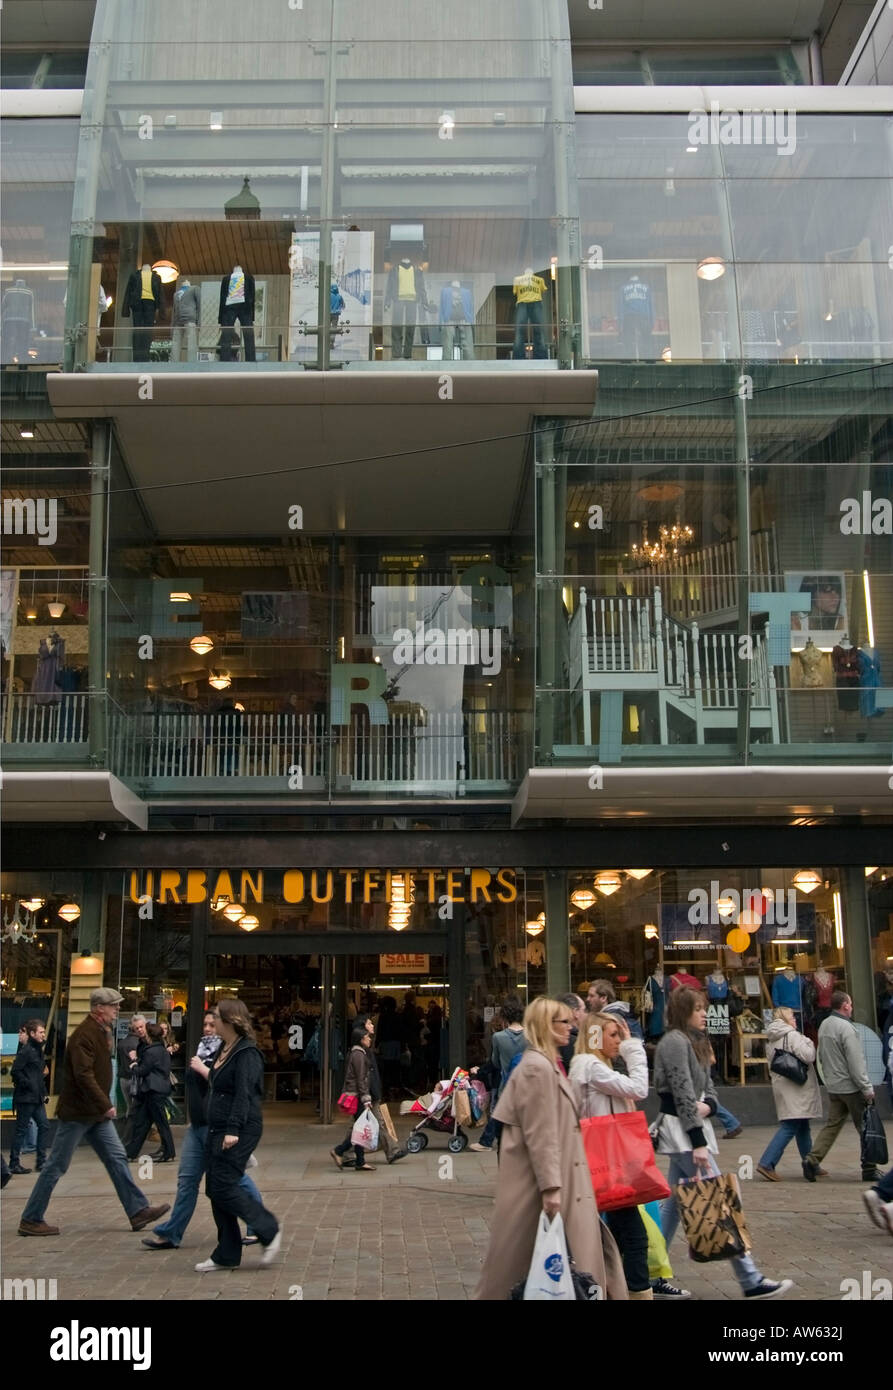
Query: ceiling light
58 902 81 922
686 145 698 154
832 891 843 949
643 923 659 939
696 256 726 281
170 592 192 603
152 259 179 284
222 902 245 923
716 895 736 917
594 951 616 967
208 671 231 691
234 702 245 712
792 869 821 894
21 897 46 911
190 634 214 655
570 888 597 911
525 922 544 936
47 600 65 619
19 426 35 439
660 347 672 362
26 607 38 621
239 915 259 932
210 895 230 912
210 112 223 131
625 869 652 880
771 938 810 945
594 872 622 897
865 867 879 877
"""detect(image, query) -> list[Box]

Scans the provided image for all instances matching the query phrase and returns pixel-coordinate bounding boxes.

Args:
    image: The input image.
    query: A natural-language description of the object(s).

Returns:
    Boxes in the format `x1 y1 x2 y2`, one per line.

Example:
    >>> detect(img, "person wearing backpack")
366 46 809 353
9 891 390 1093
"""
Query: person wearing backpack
470 996 527 1153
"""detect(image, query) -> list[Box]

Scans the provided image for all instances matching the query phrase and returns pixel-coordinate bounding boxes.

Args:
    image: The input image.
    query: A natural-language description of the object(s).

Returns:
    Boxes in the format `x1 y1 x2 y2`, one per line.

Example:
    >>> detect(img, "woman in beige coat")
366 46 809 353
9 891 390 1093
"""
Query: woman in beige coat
473 996 627 1301
757 1006 824 1181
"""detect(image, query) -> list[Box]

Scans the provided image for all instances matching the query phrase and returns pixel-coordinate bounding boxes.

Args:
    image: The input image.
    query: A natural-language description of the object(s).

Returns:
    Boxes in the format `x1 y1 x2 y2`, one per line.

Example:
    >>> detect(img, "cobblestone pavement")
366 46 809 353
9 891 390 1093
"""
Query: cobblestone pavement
1 1110 889 1301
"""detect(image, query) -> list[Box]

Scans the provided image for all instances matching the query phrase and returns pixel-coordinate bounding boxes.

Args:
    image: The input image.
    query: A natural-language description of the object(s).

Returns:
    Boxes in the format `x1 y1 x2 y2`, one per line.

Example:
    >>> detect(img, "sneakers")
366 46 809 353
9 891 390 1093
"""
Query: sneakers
757 1165 780 1182
802 1158 818 1183
18 1219 59 1236
862 1188 893 1237
744 1278 793 1300
8 1163 32 1175
246 1153 258 1169
195 1258 233 1273
651 1278 691 1300
129 1203 171 1231
469 1142 493 1153
261 1229 281 1266
862 1168 884 1184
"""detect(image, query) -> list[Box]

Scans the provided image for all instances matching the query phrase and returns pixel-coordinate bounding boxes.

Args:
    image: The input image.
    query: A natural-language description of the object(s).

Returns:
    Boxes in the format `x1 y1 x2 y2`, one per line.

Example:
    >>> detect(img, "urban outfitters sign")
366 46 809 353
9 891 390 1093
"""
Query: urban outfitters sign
128 868 518 907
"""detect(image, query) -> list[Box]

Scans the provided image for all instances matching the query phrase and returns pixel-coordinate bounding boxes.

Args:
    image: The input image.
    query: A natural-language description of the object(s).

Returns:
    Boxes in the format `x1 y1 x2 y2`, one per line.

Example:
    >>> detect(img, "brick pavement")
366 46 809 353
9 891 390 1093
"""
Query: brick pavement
1 1109 889 1301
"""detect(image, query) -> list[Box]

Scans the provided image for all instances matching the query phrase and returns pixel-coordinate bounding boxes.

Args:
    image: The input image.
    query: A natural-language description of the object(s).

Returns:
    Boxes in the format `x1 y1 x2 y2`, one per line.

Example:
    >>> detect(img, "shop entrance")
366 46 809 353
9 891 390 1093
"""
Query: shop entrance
205 948 448 1123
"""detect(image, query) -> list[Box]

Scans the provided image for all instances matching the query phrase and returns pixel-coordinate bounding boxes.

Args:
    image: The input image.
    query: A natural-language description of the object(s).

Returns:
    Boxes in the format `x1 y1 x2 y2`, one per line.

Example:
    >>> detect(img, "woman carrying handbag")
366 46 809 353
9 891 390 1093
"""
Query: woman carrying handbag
125 1023 175 1162
330 1027 377 1173
757 1006 824 1181
655 987 793 1300
569 1013 655 1299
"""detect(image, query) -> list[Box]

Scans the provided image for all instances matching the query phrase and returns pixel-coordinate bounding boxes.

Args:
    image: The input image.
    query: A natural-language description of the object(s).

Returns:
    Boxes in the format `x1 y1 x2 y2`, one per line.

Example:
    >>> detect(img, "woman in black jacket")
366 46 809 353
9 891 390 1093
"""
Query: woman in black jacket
125 1023 175 1162
195 998 280 1273
330 1027 376 1173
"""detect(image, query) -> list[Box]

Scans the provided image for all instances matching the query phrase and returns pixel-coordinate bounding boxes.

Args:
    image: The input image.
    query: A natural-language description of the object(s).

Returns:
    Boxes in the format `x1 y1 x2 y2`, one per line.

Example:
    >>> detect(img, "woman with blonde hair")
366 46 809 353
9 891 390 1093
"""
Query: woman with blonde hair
757 1006 823 1181
195 999 281 1273
474 996 627 1300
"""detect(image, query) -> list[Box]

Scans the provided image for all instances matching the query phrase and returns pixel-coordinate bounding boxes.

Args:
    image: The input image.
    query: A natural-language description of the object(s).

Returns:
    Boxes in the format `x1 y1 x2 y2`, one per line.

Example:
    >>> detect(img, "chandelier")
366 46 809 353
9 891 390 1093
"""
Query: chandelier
631 522 695 566
2 900 39 946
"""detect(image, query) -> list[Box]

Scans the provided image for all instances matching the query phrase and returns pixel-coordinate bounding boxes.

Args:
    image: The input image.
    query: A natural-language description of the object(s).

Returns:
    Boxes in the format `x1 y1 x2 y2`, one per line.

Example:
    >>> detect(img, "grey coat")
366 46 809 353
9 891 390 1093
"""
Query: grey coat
816 1011 872 1095
653 1028 717 1147
766 1020 822 1121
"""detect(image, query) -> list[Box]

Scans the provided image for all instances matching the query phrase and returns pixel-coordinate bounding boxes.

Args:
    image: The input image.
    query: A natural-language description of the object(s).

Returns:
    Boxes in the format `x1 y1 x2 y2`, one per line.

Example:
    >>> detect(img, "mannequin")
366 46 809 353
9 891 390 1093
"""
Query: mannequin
644 966 667 1039
511 267 547 359
31 630 65 705
171 276 200 362
772 964 803 1019
669 969 701 991
2 277 36 363
123 263 163 362
796 636 825 688
384 257 429 360
831 636 860 712
857 643 882 718
439 279 475 360
811 966 835 1026
218 264 256 362
706 969 729 1002
618 273 653 360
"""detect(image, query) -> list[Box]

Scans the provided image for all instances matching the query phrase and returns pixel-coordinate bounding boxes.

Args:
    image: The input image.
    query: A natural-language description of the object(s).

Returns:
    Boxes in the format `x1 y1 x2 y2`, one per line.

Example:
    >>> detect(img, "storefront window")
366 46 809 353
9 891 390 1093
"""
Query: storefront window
0 883 77 1103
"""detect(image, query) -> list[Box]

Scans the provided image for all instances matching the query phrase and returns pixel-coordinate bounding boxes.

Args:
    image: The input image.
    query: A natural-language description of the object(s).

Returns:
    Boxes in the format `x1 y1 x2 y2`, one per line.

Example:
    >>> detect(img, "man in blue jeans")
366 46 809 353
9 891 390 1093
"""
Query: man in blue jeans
142 1011 264 1249
19 987 169 1236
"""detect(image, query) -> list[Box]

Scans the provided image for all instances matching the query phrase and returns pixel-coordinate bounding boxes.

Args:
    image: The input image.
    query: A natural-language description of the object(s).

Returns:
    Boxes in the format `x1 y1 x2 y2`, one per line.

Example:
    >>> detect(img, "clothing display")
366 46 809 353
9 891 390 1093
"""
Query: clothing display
384 259 428 360
857 646 883 718
439 281 475 359
644 971 667 1039
31 633 65 705
669 971 701 992
831 642 860 712
772 969 803 1014
796 639 826 688
2 278 36 362
511 270 547 359
618 275 653 357
123 265 163 362
218 266 256 361
706 972 729 1002
171 279 200 362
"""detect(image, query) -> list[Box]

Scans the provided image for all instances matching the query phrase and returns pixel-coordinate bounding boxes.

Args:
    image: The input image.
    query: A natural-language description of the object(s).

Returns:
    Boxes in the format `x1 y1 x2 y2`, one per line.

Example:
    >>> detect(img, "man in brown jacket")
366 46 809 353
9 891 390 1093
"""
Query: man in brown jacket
18 987 170 1236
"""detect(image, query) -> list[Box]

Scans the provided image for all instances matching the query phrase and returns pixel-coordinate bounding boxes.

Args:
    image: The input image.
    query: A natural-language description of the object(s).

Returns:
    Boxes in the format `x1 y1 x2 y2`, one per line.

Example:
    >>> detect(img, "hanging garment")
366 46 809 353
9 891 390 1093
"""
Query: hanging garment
644 975 667 1038
857 647 882 718
831 645 860 712
706 976 729 1002
31 636 64 705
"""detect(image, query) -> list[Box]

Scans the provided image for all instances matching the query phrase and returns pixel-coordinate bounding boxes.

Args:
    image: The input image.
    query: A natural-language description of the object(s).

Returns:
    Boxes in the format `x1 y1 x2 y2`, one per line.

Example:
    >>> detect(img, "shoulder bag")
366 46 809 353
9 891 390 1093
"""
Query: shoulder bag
769 1034 808 1086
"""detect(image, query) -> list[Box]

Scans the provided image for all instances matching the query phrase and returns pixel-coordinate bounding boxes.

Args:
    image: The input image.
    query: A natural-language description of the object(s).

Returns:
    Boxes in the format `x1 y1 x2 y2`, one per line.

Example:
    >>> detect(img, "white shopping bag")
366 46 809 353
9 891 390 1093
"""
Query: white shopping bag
522 1212 576 1301
350 1107 380 1152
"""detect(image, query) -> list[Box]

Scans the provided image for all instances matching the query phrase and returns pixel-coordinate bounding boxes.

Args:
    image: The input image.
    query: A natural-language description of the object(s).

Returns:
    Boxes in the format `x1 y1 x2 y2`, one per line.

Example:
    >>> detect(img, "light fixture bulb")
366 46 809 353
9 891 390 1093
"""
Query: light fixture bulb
594 872 622 897
58 902 81 922
624 869 652 880
190 634 214 655
792 869 822 894
696 256 726 281
222 902 245 923
239 915 259 931
570 888 597 911
170 592 192 603
208 672 231 691
48 601 66 619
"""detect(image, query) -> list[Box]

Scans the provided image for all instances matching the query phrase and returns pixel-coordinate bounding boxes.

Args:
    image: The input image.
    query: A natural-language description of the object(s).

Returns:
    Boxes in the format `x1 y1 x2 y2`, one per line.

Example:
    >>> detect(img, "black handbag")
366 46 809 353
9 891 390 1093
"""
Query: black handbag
860 1103 889 1167
769 1035 809 1086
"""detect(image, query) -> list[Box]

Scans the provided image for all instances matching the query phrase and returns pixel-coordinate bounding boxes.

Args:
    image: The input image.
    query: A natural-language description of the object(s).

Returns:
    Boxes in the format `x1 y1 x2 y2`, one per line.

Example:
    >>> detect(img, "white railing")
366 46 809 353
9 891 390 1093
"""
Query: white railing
579 587 657 674
111 712 328 781
623 528 777 622
3 693 90 744
333 709 522 787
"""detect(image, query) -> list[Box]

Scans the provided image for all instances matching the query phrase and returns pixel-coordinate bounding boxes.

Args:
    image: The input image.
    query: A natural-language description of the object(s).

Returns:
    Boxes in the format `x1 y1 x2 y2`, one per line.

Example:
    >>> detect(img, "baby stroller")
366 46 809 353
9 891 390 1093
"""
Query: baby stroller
401 1068 487 1154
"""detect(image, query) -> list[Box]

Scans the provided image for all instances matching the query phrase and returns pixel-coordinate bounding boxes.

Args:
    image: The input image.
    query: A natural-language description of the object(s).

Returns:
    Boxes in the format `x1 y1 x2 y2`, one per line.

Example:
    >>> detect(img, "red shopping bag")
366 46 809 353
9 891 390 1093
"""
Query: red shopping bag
580 1111 671 1212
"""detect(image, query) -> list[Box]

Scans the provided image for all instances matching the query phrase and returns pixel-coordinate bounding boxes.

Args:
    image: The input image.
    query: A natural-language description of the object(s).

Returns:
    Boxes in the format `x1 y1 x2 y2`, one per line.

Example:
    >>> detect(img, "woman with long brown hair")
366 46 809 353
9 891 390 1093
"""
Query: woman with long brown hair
194 998 281 1273
474 995 627 1300
655 986 791 1301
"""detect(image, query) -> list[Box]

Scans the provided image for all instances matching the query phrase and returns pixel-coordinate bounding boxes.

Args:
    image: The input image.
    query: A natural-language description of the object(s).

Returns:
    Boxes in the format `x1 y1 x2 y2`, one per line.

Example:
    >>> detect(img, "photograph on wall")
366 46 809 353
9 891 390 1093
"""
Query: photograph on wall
785 571 848 650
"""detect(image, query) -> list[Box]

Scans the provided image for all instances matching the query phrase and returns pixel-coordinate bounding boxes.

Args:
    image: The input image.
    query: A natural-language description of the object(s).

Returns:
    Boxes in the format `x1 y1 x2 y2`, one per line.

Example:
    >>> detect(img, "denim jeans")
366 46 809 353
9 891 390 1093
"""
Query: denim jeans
714 1102 741 1135
758 1119 812 1171
10 1102 49 1166
876 1166 893 1203
153 1124 261 1246
21 1117 39 1152
512 299 547 359
22 1117 149 1223
474 1114 499 1149
660 1151 763 1292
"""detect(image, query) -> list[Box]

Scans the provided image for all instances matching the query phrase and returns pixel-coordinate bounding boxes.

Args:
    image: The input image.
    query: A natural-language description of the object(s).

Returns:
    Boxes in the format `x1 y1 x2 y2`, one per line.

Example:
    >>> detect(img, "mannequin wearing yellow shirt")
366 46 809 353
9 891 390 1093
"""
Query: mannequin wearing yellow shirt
511 268 547 360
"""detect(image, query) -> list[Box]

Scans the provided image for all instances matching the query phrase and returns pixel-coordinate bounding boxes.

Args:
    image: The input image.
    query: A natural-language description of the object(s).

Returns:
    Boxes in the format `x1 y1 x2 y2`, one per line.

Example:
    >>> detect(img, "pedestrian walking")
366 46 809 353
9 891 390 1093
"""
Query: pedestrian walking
330 1027 377 1172
17 987 169 1237
362 1016 406 1165
118 1012 147 1145
14 1026 40 1155
863 1165 893 1237
756 1007 823 1181
569 1012 654 1299
469 995 527 1153
195 999 281 1272
804 990 885 1183
655 987 792 1300
125 1023 176 1162
142 1011 266 1250
8 1019 50 1174
586 979 644 1040
473 996 628 1300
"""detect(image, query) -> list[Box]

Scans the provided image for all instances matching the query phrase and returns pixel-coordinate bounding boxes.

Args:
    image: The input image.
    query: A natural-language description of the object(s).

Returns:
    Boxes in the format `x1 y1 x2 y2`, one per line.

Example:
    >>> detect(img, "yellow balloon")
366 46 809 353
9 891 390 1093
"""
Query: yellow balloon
726 927 751 954
737 910 762 933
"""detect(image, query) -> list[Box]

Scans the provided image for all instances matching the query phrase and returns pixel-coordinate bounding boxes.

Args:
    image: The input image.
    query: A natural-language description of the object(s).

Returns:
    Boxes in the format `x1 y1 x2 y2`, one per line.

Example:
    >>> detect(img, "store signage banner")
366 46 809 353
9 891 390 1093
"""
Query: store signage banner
706 1003 730 1036
128 867 518 907
379 954 430 973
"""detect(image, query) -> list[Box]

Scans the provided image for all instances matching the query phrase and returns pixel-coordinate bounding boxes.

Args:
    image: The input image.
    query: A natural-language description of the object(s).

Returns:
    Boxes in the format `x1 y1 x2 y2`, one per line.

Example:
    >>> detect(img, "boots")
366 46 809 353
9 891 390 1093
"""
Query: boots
629 1288 654 1300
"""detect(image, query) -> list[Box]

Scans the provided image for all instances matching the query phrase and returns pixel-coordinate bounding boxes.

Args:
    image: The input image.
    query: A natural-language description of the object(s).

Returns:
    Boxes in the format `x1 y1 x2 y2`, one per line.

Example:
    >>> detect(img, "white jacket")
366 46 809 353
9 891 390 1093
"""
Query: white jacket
568 1039 649 1118
766 1019 823 1121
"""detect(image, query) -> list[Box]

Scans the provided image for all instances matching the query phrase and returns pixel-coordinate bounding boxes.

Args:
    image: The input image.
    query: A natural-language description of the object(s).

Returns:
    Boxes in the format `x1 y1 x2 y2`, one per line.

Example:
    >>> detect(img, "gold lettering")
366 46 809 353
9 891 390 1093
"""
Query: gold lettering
283 870 305 903
495 868 517 903
311 870 334 903
363 870 380 903
240 871 263 904
470 868 492 904
211 871 235 904
425 870 438 903
339 870 357 904
185 870 207 904
446 870 465 903
158 870 182 905
129 871 148 904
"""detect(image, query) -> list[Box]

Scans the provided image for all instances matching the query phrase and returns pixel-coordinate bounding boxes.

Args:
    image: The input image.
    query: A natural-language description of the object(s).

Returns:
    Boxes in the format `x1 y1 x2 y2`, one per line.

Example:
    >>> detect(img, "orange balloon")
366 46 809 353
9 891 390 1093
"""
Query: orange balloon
726 927 751 954
737 910 762 933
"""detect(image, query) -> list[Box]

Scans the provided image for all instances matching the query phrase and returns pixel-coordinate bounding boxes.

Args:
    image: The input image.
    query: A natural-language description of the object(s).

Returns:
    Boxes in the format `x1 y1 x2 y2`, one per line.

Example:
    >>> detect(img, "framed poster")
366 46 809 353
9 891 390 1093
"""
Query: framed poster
786 571 848 651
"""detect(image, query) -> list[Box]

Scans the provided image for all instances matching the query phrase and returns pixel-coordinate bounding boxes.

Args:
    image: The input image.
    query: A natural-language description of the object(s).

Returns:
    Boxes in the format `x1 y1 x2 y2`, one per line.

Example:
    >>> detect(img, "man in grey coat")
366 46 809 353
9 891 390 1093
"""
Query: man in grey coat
804 990 883 1183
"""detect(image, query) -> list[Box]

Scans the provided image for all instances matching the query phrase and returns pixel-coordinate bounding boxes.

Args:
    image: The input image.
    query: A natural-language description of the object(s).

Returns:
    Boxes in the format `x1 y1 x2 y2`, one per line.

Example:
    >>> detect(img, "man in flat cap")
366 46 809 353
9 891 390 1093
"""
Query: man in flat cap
19 987 170 1236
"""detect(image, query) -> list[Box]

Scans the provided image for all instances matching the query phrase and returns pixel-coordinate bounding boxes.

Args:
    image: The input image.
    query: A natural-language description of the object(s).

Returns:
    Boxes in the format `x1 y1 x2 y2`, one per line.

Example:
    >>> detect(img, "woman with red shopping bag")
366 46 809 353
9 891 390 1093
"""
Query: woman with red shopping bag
570 1014 666 1299
330 1028 377 1173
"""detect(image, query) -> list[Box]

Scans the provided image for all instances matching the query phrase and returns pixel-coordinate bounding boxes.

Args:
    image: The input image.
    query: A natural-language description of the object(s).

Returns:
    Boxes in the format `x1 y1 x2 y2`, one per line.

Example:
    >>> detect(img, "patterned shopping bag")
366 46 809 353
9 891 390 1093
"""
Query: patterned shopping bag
675 1172 752 1263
